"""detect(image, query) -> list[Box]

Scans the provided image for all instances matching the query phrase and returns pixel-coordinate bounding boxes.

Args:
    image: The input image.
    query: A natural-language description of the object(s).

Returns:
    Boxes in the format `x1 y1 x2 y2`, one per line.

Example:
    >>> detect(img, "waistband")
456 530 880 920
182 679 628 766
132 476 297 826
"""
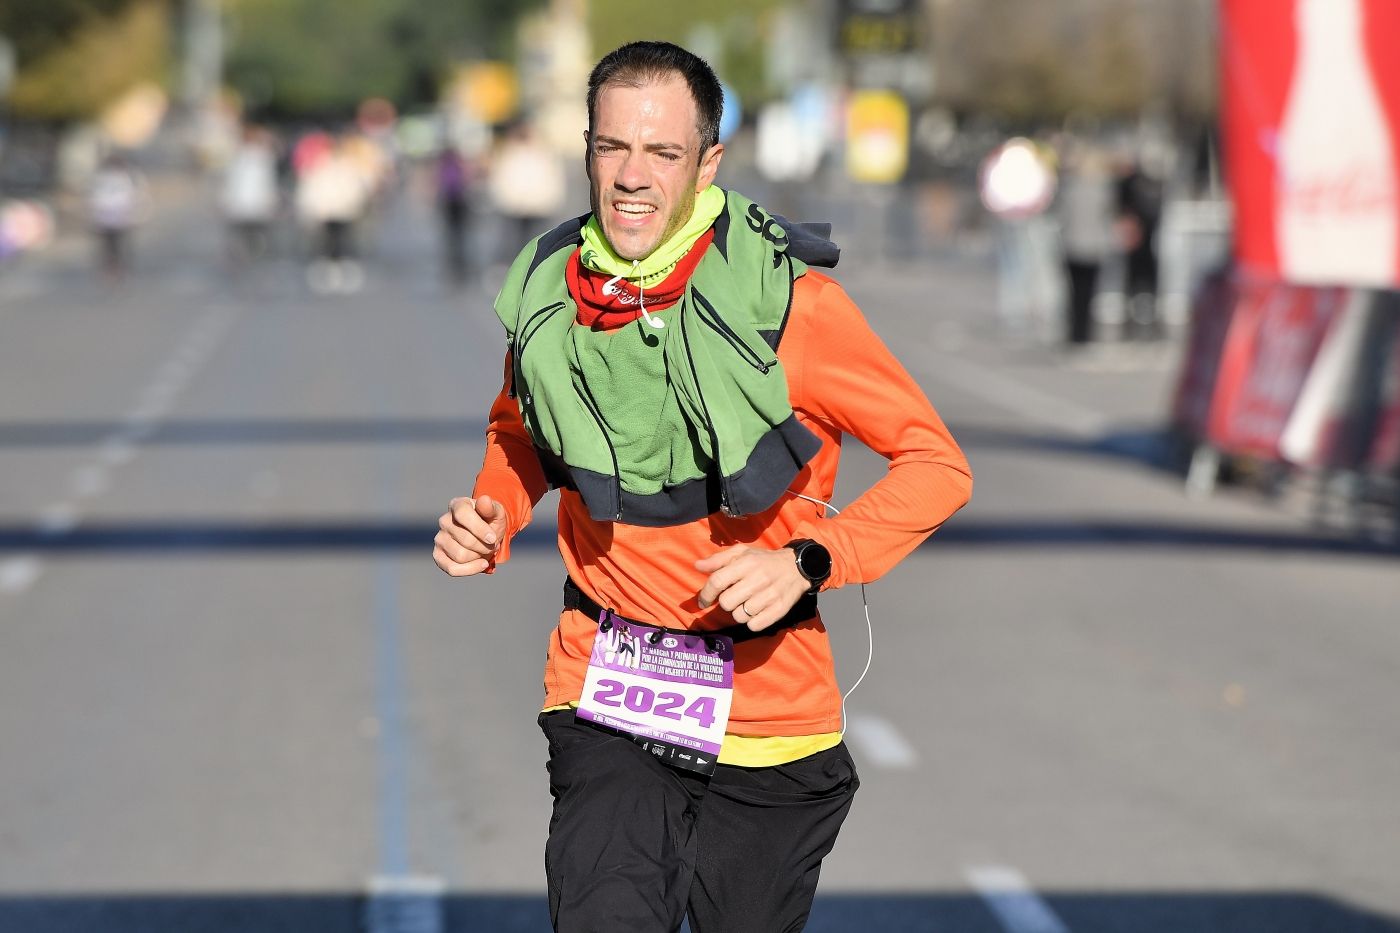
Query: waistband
562 577 816 644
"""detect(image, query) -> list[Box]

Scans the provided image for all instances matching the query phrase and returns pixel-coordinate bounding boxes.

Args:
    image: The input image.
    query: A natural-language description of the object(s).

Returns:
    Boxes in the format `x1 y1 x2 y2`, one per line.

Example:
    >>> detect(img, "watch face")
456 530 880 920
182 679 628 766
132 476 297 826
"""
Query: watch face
797 542 832 581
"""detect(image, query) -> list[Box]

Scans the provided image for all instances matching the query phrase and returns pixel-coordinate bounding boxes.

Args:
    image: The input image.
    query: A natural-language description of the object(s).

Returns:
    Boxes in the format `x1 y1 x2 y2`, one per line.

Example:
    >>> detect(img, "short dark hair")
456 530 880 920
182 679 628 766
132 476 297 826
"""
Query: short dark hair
587 41 723 159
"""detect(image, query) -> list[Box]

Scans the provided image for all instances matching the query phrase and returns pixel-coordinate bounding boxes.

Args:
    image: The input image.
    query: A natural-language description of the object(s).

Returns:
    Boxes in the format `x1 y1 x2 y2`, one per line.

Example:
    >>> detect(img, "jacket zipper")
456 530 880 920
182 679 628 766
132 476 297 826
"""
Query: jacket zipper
574 370 624 520
691 289 774 374
679 307 735 516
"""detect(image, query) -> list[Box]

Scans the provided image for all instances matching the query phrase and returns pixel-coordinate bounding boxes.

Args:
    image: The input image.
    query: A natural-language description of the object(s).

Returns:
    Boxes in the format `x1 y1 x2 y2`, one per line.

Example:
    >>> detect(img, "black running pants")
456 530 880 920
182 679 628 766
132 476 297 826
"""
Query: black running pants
538 710 859 933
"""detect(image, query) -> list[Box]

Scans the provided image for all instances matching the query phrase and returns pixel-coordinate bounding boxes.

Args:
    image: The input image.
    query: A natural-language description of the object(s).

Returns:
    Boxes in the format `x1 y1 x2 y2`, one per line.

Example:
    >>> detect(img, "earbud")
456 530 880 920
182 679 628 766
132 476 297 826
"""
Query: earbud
639 303 665 330
632 260 664 330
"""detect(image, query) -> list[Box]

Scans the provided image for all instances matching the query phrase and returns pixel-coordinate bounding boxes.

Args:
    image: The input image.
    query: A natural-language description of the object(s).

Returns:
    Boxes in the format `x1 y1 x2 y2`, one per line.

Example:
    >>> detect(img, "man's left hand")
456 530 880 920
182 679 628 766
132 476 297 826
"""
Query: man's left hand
696 544 809 632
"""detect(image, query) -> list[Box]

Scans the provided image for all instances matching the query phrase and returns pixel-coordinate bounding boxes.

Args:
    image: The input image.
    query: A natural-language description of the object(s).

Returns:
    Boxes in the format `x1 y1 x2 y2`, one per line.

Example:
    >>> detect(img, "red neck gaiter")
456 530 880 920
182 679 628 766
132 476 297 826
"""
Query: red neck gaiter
566 230 715 329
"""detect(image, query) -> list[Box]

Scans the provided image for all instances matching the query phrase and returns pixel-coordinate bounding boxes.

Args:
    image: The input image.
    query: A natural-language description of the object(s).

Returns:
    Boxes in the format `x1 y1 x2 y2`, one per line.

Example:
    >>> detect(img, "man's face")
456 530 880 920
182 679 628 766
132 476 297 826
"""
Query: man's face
587 76 723 261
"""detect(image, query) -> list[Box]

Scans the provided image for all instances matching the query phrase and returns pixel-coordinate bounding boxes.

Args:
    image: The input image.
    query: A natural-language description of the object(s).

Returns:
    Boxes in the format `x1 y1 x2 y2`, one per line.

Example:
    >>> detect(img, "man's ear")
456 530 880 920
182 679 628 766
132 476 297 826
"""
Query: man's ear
697 142 724 192
582 130 593 181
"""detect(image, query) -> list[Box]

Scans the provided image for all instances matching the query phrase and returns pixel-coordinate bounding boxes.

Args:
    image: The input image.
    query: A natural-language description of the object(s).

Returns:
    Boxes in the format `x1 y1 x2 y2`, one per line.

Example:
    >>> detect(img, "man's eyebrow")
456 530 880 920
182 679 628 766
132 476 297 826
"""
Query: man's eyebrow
592 135 688 152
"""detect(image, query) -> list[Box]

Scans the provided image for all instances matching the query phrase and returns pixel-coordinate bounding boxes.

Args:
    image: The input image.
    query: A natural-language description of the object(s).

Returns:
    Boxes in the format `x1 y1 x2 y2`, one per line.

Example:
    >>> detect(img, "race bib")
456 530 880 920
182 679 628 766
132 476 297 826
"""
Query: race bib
576 611 734 776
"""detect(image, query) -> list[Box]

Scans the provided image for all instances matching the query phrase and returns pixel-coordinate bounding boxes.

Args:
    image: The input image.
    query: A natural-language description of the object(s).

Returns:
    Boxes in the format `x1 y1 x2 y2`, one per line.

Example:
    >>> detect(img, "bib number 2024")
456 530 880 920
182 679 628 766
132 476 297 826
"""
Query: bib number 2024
589 678 717 729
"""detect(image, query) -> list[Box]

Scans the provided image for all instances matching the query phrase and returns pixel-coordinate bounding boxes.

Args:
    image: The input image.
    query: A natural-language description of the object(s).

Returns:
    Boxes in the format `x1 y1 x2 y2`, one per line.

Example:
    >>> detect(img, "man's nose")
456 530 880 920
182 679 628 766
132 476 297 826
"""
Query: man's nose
615 148 650 191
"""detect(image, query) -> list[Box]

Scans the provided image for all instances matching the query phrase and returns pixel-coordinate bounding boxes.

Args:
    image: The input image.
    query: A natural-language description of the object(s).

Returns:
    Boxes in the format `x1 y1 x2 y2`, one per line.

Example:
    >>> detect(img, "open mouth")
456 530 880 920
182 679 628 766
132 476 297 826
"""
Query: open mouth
612 202 657 218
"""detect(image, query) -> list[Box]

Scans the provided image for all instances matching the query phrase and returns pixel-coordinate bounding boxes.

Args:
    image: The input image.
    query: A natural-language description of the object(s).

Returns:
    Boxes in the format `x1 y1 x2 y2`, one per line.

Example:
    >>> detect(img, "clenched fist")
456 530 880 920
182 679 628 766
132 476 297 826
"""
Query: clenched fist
434 495 509 576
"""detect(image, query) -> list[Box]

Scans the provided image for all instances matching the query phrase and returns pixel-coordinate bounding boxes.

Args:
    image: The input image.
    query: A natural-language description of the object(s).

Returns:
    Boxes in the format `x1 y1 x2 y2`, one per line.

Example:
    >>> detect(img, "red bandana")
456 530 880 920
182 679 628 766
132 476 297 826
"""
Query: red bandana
566 230 715 329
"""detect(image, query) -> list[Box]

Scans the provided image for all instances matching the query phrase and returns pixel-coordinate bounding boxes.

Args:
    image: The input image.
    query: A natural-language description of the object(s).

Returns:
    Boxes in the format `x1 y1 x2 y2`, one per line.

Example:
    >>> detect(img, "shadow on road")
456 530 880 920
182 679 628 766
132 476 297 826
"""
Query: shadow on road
0 889 1395 933
2 517 1394 557
949 422 1181 472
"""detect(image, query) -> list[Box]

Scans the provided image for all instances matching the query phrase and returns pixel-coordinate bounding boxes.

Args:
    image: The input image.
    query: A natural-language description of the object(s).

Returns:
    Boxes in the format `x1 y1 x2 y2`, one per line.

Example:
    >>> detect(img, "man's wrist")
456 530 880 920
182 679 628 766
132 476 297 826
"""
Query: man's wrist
785 538 832 594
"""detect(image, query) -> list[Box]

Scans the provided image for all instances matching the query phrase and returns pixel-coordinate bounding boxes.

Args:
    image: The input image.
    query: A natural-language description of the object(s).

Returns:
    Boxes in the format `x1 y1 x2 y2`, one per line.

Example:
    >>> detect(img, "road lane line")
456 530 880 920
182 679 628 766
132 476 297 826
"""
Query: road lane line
158 358 194 384
70 464 110 498
373 549 412 878
365 874 445 933
142 379 182 403
364 434 446 930
36 503 80 537
98 436 138 467
966 865 1070 933
121 413 159 437
3 304 238 605
842 712 918 769
0 556 43 594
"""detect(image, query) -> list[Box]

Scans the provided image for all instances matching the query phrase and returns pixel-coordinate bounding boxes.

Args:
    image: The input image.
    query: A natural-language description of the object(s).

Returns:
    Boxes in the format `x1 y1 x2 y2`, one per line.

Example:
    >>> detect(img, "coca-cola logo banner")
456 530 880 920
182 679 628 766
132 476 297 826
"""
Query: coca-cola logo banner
1222 0 1400 287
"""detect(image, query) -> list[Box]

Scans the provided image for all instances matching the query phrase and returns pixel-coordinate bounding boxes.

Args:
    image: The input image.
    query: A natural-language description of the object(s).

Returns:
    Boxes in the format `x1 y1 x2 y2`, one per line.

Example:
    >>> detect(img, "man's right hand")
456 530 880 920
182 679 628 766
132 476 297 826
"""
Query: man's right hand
434 495 508 576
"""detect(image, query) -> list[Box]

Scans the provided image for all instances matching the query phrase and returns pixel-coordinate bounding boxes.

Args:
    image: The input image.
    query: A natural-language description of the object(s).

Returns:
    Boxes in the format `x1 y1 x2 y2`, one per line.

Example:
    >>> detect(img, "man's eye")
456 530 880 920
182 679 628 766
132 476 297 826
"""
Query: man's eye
656 152 681 162
595 144 619 154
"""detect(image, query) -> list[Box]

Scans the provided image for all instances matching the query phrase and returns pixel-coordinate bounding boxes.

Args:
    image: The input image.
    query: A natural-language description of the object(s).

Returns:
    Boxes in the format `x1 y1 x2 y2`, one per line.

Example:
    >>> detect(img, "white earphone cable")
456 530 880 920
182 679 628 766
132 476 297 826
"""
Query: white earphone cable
787 491 873 738
631 259 664 330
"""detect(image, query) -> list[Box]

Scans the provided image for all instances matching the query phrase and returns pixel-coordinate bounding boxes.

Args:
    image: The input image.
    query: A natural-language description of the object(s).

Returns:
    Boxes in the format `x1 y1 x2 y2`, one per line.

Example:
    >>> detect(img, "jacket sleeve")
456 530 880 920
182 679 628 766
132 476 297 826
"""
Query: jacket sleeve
471 351 550 567
786 276 972 588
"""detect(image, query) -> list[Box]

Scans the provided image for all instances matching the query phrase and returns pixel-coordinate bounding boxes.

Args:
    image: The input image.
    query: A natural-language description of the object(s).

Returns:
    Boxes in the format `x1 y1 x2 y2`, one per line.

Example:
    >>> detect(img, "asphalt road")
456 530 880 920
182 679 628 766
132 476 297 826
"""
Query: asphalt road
1 164 1397 933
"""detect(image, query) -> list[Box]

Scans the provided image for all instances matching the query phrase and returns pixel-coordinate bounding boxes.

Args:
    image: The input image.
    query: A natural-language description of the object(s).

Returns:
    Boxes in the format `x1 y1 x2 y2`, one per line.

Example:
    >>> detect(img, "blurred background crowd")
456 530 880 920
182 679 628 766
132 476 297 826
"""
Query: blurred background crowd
0 0 1396 536
0 0 1219 298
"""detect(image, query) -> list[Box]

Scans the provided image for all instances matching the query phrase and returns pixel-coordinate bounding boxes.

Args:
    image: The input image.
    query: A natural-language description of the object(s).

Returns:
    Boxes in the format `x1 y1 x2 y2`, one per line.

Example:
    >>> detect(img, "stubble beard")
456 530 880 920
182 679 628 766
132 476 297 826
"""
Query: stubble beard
591 175 699 262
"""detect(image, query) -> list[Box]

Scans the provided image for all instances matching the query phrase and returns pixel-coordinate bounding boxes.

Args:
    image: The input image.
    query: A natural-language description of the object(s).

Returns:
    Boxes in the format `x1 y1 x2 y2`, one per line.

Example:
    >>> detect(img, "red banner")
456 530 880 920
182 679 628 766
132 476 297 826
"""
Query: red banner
1222 0 1400 288
1203 276 1346 458
1171 269 1236 439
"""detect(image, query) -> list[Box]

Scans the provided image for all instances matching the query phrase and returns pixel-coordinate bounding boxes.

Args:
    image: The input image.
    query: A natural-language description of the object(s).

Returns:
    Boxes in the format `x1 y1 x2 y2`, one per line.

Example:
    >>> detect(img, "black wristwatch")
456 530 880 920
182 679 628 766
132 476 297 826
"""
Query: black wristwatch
785 539 832 594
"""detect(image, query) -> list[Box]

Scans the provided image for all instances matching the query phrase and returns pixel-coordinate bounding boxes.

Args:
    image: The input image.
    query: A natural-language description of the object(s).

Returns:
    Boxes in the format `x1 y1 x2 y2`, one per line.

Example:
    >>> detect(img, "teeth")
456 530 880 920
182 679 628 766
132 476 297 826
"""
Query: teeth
616 204 655 215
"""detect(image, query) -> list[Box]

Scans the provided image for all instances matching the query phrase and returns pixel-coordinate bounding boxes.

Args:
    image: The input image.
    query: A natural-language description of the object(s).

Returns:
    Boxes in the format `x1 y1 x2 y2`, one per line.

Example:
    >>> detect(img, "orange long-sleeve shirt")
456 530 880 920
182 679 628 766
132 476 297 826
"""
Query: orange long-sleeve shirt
474 270 972 737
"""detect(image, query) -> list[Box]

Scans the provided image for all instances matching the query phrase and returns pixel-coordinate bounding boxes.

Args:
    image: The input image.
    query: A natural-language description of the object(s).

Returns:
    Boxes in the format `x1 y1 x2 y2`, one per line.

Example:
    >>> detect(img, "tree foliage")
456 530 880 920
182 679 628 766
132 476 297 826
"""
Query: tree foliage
586 0 790 106
928 0 1216 124
224 0 545 118
2 0 170 120
0 0 145 66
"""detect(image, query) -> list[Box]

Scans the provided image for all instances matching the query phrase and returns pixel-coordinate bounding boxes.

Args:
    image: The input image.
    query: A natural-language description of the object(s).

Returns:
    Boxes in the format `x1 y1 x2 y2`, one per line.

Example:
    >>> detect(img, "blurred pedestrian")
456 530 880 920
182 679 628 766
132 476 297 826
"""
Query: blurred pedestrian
1115 154 1165 340
435 143 476 285
487 120 566 264
434 40 971 933
295 135 371 294
88 153 146 281
221 125 281 265
291 128 333 179
1056 139 1116 345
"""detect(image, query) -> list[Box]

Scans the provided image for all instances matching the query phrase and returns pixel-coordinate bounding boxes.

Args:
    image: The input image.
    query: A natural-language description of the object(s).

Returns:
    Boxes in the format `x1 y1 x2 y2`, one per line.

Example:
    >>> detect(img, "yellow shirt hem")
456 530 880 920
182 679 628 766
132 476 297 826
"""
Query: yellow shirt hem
542 703 841 768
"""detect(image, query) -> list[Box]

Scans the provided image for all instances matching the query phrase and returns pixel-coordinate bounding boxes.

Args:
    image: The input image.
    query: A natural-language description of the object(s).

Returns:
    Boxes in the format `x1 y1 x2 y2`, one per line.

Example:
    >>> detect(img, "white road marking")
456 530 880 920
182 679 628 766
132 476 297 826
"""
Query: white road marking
140 380 181 407
3 306 238 604
121 413 159 437
364 875 445 933
128 399 172 424
927 351 1108 438
966 865 1070 933
842 712 918 769
176 344 207 368
36 503 80 537
98 436 138 467
0 556 43 595
70 465 110 499
158 358 194 383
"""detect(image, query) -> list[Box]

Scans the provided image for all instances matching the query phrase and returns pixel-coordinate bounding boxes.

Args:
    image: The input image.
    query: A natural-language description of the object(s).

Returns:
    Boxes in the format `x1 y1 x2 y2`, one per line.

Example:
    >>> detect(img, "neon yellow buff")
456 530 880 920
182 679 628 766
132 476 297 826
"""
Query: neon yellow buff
579 184 728 286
